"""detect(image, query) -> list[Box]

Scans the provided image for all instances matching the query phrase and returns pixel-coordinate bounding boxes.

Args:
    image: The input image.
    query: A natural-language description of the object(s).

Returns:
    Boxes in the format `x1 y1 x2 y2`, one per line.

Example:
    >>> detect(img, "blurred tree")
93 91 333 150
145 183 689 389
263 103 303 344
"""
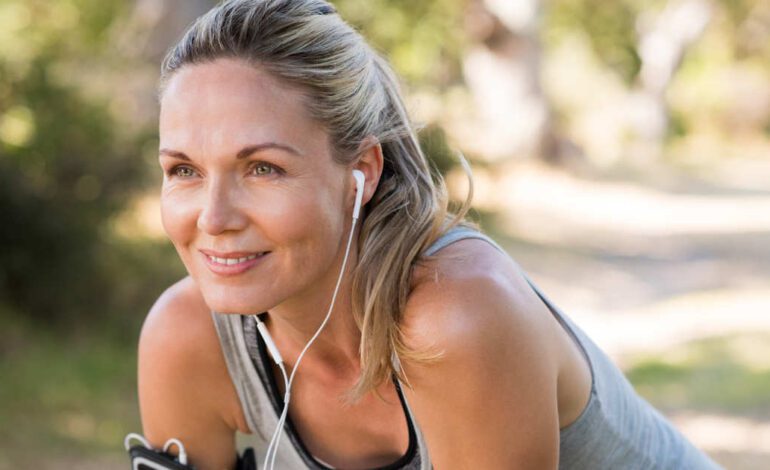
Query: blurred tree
334 0 465 86
337 0 572 166
544 0 769 164
0 0 154 328
455 0 560 163
633 0 712 156
545 0 647 85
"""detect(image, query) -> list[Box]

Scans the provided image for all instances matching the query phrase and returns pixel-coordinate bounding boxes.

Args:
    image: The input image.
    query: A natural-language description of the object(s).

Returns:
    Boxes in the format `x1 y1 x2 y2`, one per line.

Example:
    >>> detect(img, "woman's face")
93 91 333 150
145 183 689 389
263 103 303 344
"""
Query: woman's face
159 58 352 314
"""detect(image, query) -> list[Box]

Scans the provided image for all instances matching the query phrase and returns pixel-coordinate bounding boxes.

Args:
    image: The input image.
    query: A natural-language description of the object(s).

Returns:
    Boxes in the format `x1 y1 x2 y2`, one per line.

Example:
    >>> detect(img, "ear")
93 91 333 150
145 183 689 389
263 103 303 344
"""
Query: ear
350 136 384 210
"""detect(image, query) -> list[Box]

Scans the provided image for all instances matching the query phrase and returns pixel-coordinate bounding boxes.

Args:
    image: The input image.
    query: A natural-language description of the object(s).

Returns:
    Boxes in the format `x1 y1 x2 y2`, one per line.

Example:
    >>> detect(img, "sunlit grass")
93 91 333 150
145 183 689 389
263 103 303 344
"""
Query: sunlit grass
0 316 142 462
625 333 770 414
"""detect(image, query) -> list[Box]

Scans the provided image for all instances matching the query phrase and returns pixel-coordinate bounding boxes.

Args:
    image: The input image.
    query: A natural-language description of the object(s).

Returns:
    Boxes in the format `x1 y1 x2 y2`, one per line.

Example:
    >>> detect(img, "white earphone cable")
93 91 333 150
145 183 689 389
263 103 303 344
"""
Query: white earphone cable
258 211 360 470
262 362 289 469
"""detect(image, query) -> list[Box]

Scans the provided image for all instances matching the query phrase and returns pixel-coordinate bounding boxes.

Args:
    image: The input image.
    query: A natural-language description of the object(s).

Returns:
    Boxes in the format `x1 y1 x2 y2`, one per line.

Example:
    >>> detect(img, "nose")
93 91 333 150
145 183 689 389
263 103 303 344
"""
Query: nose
196 178 249 235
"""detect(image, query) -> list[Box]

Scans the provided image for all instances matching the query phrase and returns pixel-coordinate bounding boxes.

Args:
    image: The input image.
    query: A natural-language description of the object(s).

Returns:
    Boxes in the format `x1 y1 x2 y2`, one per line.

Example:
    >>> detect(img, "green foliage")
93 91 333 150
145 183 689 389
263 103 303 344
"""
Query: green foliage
333 0 465 86
626 333 770 414
0 0 162 327
418 123 458 176
544 0 646 85
666 108 689 141
714 0 770 58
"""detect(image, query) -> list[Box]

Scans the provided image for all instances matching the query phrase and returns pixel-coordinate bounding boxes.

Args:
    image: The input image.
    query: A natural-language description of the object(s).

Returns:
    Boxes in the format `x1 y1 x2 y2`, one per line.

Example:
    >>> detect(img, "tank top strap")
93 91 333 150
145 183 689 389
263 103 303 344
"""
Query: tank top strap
422 225 507 257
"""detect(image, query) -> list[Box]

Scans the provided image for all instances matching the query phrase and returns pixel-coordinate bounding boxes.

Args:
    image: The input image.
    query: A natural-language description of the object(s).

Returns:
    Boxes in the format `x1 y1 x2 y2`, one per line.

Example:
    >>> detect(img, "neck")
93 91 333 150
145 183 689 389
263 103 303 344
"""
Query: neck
263 227 363 378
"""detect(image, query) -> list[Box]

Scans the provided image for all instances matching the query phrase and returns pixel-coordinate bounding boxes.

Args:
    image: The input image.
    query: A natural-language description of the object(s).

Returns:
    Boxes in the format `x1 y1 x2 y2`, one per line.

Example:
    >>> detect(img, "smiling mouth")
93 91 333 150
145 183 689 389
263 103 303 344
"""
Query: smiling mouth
205 252 269 265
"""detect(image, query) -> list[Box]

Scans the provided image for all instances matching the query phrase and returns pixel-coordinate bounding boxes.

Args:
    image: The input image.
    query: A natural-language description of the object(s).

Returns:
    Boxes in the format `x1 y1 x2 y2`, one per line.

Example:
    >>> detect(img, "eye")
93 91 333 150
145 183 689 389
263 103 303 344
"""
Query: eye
251 162 281 177
167 165 197 178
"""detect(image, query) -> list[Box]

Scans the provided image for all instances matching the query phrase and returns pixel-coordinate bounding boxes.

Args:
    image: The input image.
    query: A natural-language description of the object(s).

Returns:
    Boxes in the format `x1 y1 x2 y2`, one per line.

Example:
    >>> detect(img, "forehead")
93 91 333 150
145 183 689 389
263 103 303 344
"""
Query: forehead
159 58 328 156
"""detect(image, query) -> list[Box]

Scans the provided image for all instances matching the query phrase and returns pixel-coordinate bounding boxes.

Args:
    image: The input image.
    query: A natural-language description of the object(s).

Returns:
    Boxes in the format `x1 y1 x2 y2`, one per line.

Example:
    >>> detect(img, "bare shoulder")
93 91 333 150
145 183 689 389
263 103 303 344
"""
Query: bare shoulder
138 276 248 470
405 236 561 356
142 276 208 345
400 237 562 468
140 276 227 393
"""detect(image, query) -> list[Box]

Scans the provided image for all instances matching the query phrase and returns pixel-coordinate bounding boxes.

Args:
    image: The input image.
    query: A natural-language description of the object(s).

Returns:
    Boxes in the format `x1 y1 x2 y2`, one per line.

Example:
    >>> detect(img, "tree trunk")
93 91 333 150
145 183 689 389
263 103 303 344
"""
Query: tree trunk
450 0 560 164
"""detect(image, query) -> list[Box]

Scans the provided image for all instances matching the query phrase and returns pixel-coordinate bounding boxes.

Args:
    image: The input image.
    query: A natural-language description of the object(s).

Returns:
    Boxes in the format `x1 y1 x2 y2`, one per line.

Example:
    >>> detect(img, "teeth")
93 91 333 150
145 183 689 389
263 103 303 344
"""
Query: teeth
208 253 263 265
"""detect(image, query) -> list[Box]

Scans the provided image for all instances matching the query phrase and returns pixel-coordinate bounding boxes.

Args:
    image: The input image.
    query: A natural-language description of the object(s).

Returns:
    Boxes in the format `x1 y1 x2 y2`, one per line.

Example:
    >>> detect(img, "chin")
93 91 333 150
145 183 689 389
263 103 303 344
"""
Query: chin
200 284 272 316
205 296 262 315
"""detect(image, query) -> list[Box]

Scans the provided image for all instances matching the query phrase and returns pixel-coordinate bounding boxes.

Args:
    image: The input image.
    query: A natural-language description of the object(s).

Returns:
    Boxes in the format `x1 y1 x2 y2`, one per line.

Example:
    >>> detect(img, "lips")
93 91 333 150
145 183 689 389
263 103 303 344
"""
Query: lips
199 249 269 258
200 249 270 276
206 252 265 265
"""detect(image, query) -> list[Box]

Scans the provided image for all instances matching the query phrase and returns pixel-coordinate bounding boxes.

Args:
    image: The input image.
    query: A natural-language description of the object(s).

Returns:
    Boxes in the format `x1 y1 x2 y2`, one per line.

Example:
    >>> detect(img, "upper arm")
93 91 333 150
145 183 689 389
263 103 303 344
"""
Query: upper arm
138 278 239 470
401 255 561 469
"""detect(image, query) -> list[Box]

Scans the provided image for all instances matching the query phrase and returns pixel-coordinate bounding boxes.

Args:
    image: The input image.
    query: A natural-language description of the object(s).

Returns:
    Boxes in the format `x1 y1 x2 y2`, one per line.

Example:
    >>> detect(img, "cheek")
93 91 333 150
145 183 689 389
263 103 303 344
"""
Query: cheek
263 177 340 222
256 184 344 256
160 191 196 246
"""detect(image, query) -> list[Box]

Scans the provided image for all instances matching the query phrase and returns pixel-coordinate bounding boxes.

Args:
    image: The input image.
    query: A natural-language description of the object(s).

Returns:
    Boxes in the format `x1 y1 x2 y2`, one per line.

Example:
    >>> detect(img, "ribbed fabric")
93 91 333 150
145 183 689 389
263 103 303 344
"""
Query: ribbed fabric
211 225 723 469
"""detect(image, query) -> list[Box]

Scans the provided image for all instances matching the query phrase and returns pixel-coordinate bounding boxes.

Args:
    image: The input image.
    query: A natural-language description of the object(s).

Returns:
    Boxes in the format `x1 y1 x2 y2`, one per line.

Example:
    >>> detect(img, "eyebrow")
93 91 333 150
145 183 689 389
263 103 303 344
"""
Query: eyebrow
158 142 303 161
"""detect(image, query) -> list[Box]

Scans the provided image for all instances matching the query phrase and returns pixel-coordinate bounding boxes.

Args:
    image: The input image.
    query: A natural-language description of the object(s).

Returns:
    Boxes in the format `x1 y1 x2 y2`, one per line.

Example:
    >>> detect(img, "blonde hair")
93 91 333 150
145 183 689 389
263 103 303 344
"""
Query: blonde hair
160 0 476 402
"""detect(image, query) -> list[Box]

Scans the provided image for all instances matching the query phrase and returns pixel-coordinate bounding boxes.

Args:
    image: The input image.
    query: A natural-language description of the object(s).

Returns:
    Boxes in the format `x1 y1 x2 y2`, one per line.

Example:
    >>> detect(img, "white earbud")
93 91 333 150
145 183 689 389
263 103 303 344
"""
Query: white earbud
253 168 366 470
352 169 365 219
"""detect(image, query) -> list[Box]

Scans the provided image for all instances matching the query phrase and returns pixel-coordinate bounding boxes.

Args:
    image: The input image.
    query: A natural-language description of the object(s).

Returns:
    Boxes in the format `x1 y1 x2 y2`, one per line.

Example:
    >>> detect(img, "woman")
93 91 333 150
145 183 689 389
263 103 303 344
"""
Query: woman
136 0 722 468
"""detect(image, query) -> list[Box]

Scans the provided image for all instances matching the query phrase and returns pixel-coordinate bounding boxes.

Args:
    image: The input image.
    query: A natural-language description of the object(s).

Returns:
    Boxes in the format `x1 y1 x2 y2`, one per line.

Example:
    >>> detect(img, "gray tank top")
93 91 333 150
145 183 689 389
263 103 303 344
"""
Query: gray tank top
211 226 722 469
